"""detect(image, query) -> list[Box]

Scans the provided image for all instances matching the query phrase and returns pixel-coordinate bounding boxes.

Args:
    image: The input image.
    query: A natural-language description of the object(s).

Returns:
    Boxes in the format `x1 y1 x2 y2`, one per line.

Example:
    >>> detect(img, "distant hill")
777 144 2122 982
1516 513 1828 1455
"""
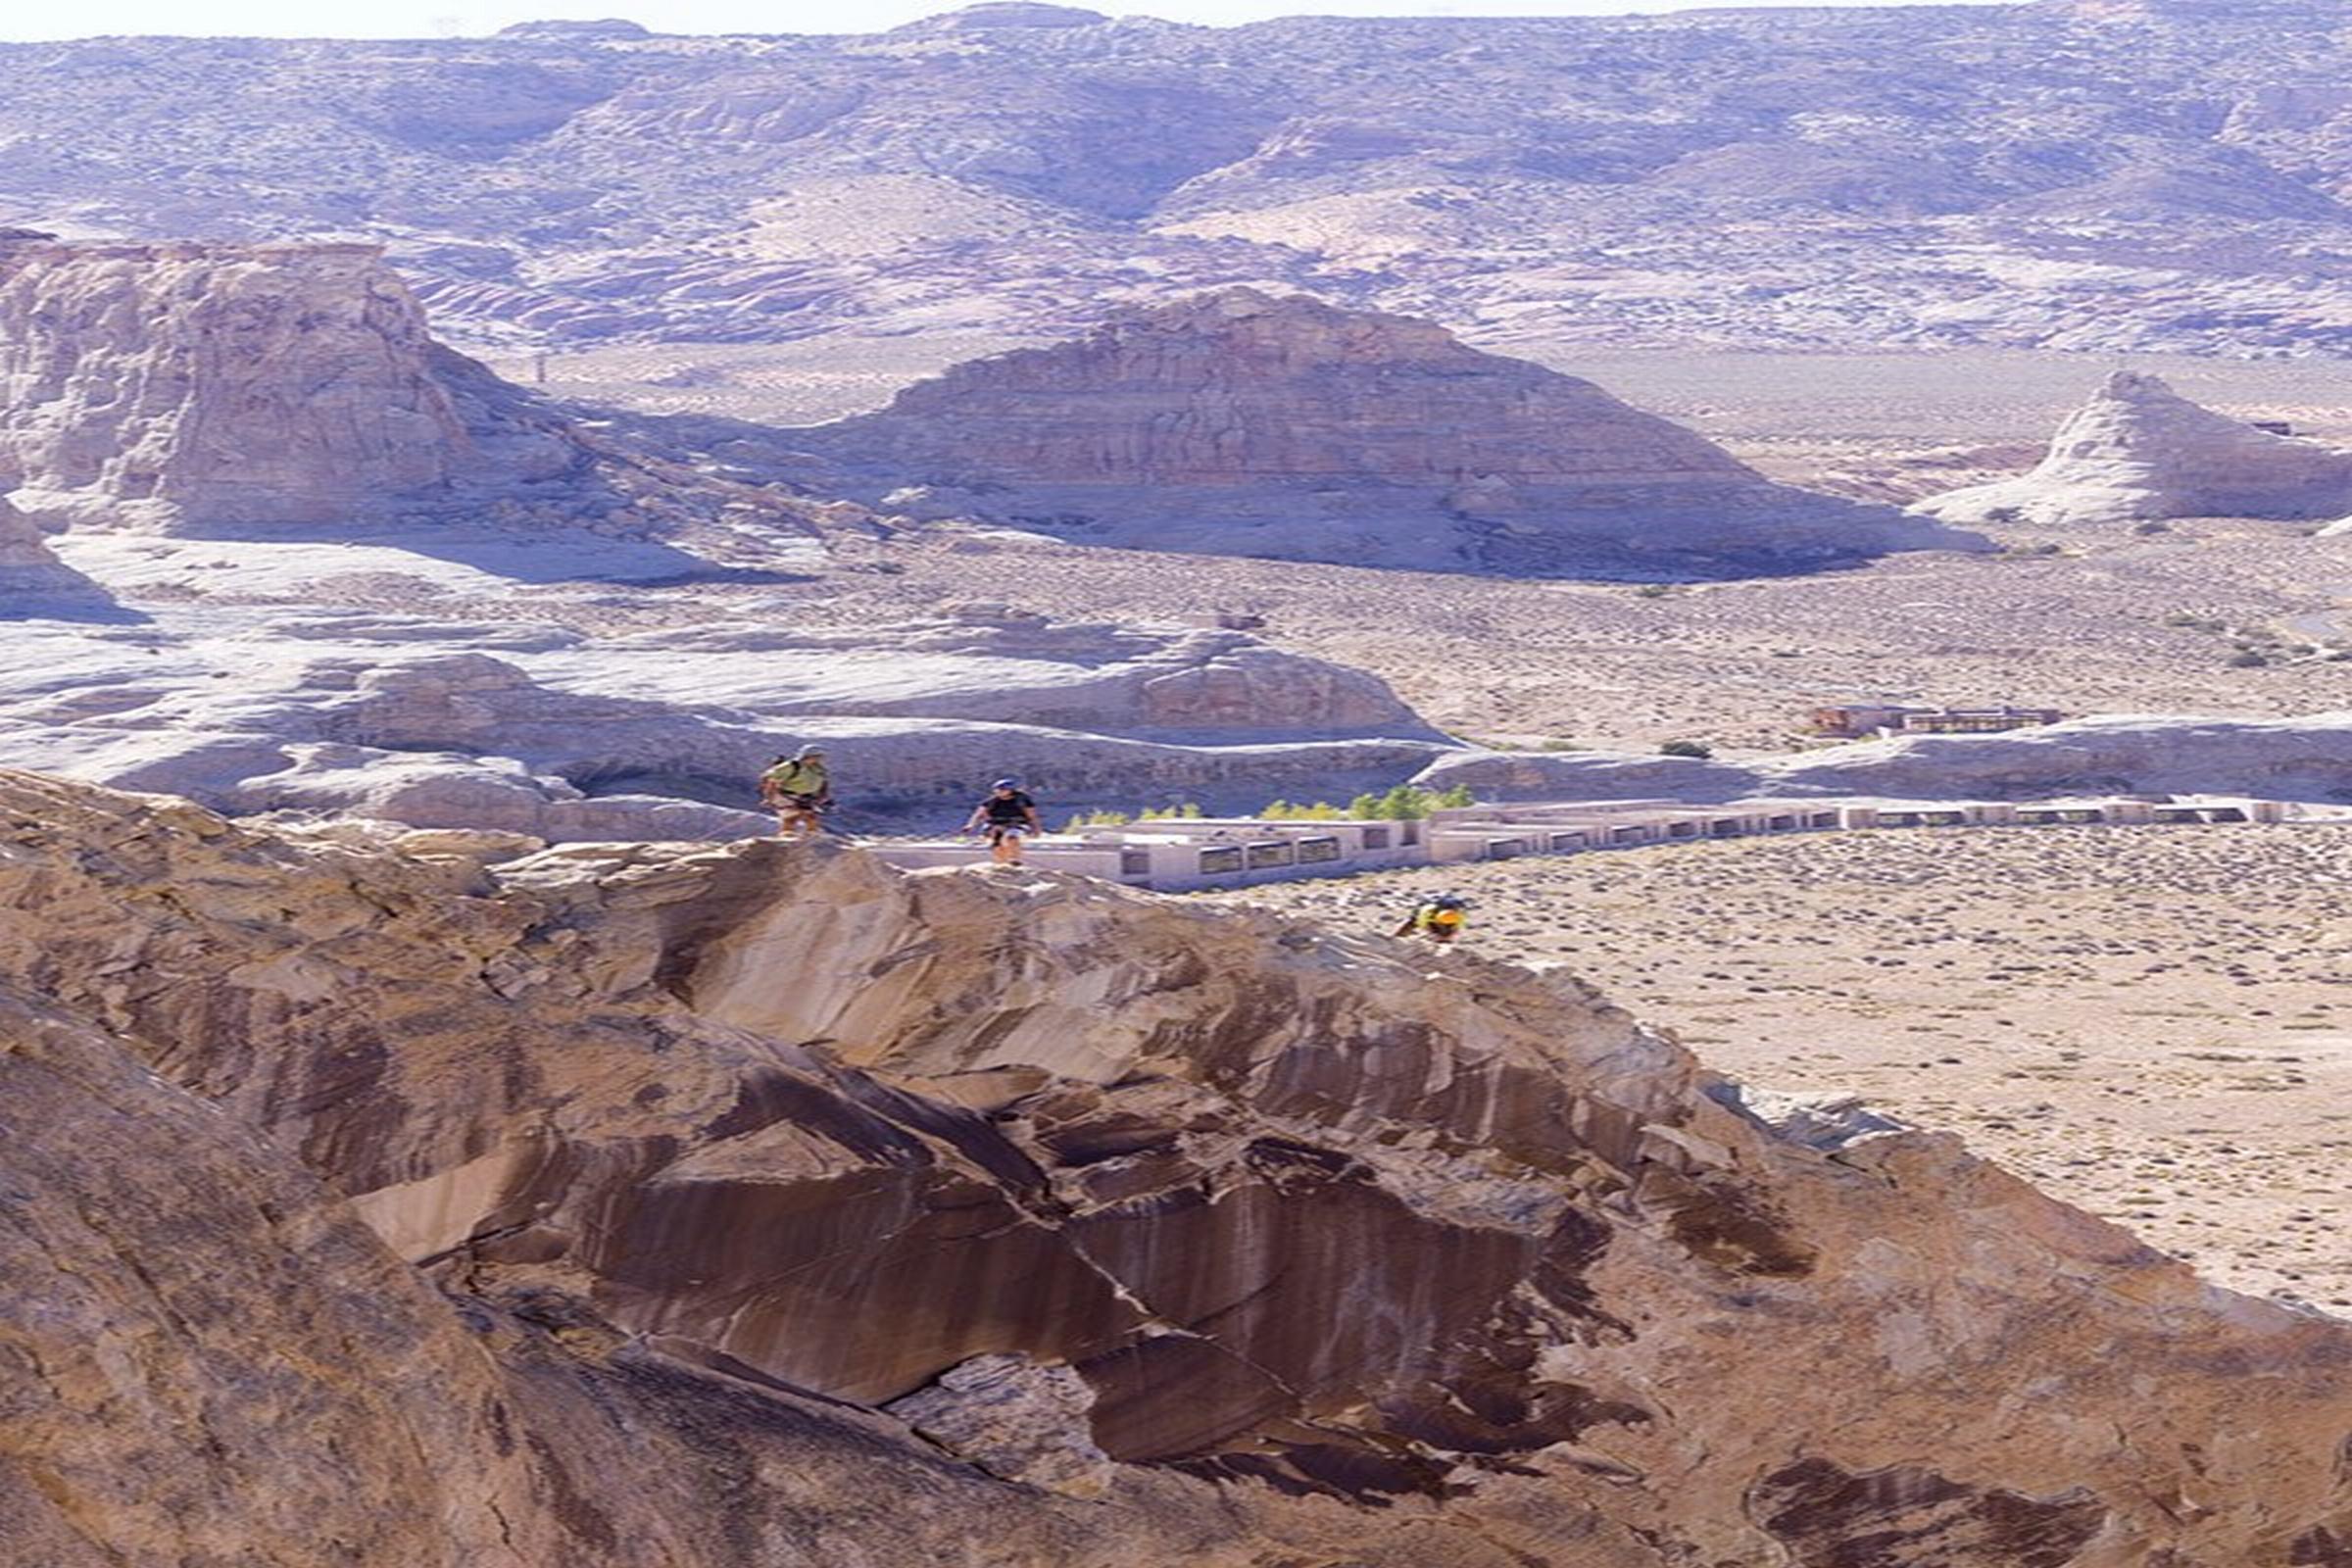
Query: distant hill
7 2 2352 354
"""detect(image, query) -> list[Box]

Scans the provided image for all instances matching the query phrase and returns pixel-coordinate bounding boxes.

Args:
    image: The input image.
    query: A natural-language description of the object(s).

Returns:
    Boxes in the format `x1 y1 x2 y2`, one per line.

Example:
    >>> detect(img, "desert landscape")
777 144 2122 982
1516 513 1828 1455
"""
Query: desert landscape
1214 821 2352 1310
14 1 2352 1564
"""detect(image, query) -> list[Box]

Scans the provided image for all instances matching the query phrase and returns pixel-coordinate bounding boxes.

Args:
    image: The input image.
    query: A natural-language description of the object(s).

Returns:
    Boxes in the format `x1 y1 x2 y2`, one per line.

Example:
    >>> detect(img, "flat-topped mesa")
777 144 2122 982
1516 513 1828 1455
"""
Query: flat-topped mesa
1915 369 2352 528
0 239 581 533
806 288 1989 575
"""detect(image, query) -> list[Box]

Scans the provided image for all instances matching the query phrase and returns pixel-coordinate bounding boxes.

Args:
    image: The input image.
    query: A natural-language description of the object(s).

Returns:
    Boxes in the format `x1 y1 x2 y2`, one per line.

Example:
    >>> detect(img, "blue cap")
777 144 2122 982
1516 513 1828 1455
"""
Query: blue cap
992 777 1020 790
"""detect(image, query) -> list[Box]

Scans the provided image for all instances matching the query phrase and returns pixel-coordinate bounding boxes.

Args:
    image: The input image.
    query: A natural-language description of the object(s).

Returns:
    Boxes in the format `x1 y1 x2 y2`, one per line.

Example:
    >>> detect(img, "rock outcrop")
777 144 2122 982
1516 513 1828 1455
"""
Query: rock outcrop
8 766 2352 1565
0 239 563 530
798 289 1991 575
0 605 1448 837
1914 371 2352 527
0 238 835 550
0 492 77 592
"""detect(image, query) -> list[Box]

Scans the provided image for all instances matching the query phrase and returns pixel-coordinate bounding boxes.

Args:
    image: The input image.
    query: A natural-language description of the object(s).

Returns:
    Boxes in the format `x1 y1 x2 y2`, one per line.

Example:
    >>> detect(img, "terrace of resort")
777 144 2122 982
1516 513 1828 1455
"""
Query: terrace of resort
864 794 2299 892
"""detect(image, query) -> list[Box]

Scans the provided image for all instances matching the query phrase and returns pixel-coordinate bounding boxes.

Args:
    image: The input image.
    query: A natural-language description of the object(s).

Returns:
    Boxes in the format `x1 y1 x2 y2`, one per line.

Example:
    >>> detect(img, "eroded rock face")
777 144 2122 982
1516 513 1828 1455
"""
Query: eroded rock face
7 766 2352 1566
1914 370 2352 527
802 288 1991 575
0 606 1446 838
0 240 562 529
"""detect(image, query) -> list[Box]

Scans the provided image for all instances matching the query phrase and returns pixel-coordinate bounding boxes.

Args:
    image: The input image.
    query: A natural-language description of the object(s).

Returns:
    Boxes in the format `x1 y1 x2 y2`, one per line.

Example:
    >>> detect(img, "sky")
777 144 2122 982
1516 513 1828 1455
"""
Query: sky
0 0 2007 44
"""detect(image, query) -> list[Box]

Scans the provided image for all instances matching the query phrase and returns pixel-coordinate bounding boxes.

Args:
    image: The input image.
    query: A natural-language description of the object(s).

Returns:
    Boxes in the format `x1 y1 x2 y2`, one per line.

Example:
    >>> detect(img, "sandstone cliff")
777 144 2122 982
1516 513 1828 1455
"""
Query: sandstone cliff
798 288 1991 575
7 766 2352 1566
1915 370 2352 527
0 238 829 547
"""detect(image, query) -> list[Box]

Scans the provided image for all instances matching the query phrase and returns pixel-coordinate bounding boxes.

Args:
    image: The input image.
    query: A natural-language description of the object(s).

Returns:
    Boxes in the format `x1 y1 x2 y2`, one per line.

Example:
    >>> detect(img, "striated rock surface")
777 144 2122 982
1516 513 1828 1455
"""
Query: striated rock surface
0 239 557 530
0 238 835 549
9 766 2352 1564
802 288 1989 574
0 603 1446 836
1915 370 2352 527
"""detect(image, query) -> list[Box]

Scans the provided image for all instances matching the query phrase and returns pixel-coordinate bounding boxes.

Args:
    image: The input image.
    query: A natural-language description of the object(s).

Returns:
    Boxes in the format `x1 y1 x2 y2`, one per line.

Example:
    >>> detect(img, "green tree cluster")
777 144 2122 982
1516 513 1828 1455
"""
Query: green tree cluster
1341 783 1475 819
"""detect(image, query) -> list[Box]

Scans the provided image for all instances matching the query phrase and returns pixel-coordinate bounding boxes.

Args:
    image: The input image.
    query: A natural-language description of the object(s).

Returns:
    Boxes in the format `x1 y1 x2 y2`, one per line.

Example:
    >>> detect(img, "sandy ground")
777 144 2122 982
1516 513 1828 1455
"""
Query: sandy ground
815 519 2352 757
1203 824 2352 1310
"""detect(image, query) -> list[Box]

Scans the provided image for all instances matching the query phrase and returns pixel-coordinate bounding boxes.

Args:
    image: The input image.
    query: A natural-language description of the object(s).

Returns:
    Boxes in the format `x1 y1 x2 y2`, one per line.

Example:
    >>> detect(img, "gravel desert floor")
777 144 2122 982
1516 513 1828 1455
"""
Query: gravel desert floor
1207 823 2352 1311
484 342 2352 754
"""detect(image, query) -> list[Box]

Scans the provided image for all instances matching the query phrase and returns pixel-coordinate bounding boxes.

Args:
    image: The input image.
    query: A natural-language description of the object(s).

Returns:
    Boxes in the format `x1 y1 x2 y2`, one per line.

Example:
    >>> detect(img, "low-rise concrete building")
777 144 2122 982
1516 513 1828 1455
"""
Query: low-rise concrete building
863 794 2293 889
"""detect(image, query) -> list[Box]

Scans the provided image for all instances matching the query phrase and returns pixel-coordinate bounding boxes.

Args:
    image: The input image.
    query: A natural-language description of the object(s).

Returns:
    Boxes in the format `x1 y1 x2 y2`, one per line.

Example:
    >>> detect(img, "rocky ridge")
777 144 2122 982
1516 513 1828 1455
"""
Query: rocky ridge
800 288 1988 574
7 766 2352 1565
13 5 2352 354
1915 370 2352 528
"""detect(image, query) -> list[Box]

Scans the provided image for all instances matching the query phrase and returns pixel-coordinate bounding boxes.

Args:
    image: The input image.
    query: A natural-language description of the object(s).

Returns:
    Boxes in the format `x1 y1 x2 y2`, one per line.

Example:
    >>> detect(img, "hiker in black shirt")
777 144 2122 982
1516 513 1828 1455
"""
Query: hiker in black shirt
965 778 1043 864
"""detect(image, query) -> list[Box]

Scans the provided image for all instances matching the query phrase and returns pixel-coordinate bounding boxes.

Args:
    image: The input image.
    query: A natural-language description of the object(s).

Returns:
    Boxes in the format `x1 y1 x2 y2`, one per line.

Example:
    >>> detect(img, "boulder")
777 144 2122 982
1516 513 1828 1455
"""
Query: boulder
1914 370 2352 527
798 288 1992 576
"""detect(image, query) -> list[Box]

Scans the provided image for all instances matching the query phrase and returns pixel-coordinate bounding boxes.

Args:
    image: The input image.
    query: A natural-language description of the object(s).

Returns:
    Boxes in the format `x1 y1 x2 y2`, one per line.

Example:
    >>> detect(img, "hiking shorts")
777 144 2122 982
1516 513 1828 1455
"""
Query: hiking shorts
985 823 1031 843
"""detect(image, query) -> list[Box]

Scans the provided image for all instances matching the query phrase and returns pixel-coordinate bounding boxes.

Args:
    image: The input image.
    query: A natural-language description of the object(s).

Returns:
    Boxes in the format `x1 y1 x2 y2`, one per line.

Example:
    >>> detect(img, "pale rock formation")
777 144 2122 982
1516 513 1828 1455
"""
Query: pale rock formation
9 766 2352 1564
0 609 1447 836
802 288 1991 575
1915 370 2352 528
0 239 563 529
0 238 832 551
566 599 1435 737
0 491 82 595
1414 710 2352 806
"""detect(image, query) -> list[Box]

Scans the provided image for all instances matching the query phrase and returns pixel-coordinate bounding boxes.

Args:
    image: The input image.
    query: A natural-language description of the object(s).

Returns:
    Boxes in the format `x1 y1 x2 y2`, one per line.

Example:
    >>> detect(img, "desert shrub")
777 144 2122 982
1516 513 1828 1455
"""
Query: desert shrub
1062 808 1132 829
2131 520 2173 535
1659 739 1714 760
1633 583 1675 599
2227 650 2271 668
1138 803 1204 820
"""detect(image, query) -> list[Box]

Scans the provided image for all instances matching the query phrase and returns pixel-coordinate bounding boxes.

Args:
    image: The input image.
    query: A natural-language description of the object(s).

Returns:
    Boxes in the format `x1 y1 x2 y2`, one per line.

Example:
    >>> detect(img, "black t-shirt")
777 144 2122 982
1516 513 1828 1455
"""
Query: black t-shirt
982 790 1036 824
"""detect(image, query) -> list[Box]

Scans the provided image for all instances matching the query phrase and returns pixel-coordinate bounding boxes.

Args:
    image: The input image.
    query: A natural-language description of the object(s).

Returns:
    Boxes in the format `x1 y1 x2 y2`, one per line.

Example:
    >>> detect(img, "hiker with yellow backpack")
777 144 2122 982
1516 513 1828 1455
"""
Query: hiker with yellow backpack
1394 893 1468 945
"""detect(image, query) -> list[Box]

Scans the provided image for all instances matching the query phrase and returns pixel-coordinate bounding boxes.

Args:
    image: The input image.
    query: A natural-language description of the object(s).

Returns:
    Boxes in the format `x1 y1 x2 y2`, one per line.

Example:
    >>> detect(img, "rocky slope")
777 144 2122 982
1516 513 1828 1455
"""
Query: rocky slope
797 288 1988 574
1915 371 2352 527
7 766 2352 1565
11 3 2352 355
